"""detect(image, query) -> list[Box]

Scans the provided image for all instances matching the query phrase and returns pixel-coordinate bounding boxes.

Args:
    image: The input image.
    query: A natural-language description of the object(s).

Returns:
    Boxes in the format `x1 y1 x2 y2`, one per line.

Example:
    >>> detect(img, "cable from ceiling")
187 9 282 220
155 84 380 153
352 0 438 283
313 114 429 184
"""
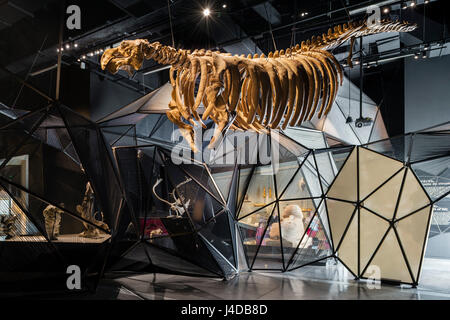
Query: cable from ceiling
167 0 175 47
12 34 48 108
263 2 277 51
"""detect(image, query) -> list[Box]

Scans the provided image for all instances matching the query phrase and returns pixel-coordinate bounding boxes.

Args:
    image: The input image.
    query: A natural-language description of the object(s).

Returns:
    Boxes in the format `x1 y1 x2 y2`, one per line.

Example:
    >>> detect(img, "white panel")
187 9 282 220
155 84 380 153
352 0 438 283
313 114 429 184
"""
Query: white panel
283 127 327 149
321 102 360 145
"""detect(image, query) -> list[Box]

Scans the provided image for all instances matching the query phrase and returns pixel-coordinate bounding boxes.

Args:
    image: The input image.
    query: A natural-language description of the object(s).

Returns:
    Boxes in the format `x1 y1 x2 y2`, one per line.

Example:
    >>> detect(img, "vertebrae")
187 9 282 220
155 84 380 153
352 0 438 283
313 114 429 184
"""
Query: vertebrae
101 19 416 152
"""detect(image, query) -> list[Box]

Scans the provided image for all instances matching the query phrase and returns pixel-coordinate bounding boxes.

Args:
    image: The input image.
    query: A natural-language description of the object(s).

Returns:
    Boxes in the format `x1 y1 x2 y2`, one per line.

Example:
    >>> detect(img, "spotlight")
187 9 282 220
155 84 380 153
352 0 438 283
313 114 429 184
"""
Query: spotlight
77 59 80 62
383 7 389 14
56 48 59 53
203 8 211 16
422 51 427 59
355 60 360 65
65 44 70 49
424 0 429 3
222 4 227 8
100 48 104 53
410 1 416 7
402 3 408 9
82 55 86 59
74 43 78 48
414 54 419 59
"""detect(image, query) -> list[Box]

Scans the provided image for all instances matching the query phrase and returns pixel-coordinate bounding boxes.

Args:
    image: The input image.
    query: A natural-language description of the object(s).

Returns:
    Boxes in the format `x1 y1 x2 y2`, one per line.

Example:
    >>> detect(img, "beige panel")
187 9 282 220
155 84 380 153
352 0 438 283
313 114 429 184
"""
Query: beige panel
359 147 403 199
337 213 358 275
396 169 430 219
327 148 357 202
360 208 390 270
363 169 404 220
363 228 413 284
326 199 356 248
396 206 431 281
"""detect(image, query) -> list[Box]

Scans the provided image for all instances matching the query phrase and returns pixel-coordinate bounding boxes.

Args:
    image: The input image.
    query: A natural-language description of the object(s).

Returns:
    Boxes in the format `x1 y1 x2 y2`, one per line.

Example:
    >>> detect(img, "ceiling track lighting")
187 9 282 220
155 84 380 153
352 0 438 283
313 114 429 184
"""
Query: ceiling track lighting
203 8 211 17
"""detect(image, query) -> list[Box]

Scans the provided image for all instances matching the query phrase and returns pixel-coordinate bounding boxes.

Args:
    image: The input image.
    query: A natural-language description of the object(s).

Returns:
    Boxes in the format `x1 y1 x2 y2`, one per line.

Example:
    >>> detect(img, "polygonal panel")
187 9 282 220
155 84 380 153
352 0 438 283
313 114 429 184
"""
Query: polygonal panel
238 203 276 268
209 164 235 203
144 240 218 277
238 165 276 219
288 201 332 270
363 228 413 284
280 165 311 200
198 211 235 267
360 208 390 271
409 132 450 163
275 153 302 198
396 206 431 281
58 105 123 232
359 147 403 199
364 135 411 163
148 232 225 277
178 162 225 205
362 169 405 220
237 165 253 212
396 169 430 219
411 155 450 201
251 205 283 270
282 127 327 149
326 199 356 249
337 212 358 276
327 147 357 202
279 199 318 264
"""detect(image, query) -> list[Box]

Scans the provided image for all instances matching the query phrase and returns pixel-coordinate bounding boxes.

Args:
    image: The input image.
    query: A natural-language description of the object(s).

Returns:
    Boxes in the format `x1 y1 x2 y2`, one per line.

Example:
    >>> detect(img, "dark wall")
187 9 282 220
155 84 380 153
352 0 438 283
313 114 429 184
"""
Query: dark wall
89 73 142 121
362 61 405 137
60 66 91 118
404 54 450 132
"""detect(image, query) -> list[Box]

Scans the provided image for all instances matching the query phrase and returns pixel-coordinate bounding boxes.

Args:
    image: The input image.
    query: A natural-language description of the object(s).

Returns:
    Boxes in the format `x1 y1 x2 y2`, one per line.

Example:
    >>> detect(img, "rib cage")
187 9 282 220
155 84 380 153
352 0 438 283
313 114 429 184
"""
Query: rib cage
101 20 416 152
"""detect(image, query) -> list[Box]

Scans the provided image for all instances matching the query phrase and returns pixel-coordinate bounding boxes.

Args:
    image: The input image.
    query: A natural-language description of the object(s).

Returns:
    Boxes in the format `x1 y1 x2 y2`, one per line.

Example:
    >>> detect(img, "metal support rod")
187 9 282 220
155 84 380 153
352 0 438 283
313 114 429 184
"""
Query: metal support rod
55 1 65 100
359 36 363 119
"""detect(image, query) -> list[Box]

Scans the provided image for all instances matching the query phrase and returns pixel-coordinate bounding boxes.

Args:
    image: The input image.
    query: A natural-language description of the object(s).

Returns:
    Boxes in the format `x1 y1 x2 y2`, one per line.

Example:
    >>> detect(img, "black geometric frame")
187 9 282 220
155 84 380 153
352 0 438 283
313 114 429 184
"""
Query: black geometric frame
0 102 125 293
0 99 448 292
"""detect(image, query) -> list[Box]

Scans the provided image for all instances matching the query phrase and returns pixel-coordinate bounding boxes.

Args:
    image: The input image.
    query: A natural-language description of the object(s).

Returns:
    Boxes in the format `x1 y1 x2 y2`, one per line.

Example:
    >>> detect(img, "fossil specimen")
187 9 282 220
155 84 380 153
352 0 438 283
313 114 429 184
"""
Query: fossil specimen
77 182 110 238
43 204 64 240
0 215 17 240
101 20 416 151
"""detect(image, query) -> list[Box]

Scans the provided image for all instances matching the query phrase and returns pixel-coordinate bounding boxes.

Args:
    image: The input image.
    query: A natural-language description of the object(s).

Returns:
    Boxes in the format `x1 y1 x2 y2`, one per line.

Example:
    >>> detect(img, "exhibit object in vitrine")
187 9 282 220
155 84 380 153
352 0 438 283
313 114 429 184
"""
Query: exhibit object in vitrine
0 102 121 293
100 20 416 151
0 99 448 290
42 204 63 240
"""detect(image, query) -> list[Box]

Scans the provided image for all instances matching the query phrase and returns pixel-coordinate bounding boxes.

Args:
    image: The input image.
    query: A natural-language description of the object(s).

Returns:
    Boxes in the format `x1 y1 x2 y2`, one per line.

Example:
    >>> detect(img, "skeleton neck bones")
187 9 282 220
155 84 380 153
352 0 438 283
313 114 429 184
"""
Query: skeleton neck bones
101 20 416 152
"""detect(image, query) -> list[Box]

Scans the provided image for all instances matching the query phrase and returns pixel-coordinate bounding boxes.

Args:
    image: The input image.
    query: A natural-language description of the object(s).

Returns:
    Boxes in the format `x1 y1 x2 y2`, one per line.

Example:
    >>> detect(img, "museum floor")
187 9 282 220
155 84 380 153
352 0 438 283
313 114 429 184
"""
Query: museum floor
41 258 450 300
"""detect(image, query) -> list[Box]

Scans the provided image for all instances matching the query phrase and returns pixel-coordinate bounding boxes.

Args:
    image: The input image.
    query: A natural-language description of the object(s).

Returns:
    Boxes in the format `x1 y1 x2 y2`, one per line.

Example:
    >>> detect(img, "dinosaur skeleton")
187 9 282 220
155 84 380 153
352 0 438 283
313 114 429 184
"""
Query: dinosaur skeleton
101 20 416 151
